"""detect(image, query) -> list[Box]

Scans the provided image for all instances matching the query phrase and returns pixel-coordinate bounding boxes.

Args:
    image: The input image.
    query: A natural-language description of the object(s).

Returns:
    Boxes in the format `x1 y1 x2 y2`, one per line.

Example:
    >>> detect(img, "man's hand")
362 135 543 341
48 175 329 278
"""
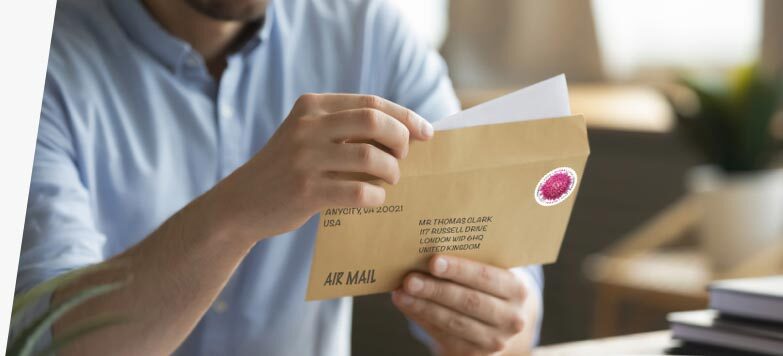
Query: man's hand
392 255 536 356
210 93 434 244
52 94 434 355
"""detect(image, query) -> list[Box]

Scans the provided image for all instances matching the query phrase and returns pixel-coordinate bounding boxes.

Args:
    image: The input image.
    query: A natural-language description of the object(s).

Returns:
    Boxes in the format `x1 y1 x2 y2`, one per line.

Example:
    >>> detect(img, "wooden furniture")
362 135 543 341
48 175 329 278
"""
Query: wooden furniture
587 249 710 337
585 196 708 336
533 330 672 355
586 195 783 337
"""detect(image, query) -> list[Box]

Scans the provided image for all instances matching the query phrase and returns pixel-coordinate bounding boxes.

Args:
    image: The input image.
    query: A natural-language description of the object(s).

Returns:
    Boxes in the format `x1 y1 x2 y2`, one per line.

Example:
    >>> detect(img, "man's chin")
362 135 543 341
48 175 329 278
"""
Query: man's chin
184 0 268 21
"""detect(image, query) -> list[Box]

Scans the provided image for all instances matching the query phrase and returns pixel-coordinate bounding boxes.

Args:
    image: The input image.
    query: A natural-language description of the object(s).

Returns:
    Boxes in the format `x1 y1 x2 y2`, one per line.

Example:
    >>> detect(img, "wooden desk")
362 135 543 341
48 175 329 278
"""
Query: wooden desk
533 331 672 355
457 84 674 133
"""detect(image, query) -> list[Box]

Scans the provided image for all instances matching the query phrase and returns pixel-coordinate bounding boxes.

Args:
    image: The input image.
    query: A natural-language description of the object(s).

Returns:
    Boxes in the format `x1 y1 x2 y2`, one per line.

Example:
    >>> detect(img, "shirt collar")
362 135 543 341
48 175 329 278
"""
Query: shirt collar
107 0 273 73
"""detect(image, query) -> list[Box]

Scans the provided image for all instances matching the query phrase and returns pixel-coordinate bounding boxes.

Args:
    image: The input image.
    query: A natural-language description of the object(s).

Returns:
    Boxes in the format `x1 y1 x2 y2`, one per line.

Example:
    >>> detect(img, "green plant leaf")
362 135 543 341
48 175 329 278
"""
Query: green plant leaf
740 73 778 169
12 263 122 319
8 281 124 356
34 314 127 356
671 65 783 172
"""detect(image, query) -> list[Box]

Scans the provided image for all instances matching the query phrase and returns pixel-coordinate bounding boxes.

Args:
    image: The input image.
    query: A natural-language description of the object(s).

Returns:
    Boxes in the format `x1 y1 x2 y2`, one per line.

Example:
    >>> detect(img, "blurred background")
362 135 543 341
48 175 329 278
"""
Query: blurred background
352 0 783 354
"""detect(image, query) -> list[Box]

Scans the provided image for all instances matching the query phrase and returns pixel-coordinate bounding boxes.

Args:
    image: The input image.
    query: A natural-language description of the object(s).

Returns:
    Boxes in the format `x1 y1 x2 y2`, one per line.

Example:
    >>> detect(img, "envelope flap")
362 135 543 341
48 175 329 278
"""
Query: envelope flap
401 115 588 178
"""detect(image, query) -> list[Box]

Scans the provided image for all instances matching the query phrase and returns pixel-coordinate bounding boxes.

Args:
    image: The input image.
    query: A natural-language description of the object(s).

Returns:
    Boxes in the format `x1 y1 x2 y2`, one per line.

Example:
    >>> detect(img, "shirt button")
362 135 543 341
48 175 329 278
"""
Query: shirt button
213 300 228 313
220 104 235 119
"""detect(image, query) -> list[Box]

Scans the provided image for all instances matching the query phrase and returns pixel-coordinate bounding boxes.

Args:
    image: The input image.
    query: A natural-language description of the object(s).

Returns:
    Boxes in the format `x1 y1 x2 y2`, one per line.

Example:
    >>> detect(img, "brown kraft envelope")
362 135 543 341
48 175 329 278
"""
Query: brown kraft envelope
306 114 590 300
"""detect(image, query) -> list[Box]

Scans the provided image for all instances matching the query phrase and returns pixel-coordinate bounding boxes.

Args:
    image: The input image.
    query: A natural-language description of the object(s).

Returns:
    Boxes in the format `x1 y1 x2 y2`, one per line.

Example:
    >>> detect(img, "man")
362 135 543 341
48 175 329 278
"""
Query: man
16 0 543 354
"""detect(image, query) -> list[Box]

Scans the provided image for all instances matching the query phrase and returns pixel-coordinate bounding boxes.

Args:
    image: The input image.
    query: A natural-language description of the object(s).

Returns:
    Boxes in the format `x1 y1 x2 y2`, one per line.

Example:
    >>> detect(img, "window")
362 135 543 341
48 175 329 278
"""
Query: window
591 0 763 80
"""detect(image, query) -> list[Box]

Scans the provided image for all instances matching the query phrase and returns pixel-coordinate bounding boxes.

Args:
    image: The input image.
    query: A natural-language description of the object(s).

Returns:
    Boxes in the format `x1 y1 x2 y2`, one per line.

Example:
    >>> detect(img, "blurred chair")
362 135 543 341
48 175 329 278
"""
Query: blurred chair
585 197 709 337
586 194 783 337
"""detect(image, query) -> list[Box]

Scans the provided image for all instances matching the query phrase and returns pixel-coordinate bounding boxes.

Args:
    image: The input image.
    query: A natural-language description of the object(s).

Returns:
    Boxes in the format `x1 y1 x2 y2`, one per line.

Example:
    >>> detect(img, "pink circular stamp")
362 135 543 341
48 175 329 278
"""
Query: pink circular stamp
534 167 577 206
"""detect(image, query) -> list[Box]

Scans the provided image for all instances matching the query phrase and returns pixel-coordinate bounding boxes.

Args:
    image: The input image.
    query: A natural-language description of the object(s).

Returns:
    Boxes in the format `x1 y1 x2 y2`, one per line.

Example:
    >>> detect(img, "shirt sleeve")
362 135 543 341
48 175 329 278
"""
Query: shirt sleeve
362 1 544 350
363 0 461 122
12 72 108 346
512 265 545 347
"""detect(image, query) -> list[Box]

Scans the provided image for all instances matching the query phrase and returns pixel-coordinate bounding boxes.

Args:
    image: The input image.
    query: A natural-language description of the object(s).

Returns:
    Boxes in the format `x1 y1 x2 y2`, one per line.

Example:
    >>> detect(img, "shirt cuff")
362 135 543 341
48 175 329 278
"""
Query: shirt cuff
512 265 544 347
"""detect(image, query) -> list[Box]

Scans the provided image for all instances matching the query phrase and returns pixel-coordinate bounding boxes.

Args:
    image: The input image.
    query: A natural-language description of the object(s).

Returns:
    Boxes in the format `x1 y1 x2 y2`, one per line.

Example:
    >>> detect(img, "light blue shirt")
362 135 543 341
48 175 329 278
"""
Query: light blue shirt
16 0 543 355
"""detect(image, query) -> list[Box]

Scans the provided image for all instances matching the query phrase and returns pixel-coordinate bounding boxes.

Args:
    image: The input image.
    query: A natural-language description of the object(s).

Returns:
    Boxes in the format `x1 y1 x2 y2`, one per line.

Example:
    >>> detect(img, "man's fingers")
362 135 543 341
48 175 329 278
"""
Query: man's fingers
407 318 485 356
392 290 509 353
313 93 434 140
428 255 526 301
318 180 385 207
434 335 486 356
321 108 410 158
317 143 400 184
402 273 525 333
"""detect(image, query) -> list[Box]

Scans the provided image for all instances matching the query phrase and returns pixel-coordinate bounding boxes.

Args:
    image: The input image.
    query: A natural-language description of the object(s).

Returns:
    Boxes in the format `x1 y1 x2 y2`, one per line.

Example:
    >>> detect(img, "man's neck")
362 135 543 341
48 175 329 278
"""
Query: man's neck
142 0 257 79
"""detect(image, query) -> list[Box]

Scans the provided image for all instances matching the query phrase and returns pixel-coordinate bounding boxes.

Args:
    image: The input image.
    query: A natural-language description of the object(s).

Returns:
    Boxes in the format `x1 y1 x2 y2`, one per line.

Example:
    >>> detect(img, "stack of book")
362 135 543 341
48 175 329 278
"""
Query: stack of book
668 275 783 355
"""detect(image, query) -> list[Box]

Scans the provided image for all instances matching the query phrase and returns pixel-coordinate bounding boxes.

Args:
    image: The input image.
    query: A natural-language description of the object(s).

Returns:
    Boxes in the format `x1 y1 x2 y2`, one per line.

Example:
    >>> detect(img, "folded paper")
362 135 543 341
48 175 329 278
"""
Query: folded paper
306 75 590 300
